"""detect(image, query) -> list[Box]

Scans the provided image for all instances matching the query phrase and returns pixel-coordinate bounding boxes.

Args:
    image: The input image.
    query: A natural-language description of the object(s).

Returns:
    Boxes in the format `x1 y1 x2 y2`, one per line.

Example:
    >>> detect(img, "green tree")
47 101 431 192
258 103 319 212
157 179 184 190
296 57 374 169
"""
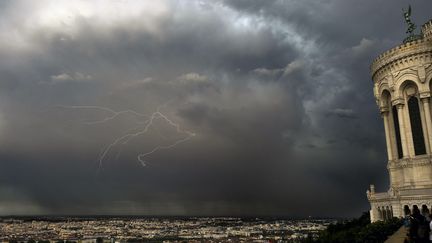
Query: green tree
309 212 403 243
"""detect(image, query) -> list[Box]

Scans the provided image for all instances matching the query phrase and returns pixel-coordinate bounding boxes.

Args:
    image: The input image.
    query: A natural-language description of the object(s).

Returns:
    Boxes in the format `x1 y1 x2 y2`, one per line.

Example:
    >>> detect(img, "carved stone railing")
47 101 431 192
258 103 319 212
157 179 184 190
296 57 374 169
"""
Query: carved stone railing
371 39 432 81
368 192 392 204
387 155 432 169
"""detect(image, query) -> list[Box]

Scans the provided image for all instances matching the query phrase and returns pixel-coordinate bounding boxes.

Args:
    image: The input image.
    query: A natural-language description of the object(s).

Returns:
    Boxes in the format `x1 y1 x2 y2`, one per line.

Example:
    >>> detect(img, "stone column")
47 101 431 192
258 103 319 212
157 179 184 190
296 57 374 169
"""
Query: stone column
370 206 380 222
421 97 432 153
381 107 394 160
403 103 416 157
370 209 376 222
392 205 402 218
396 104 409 158
388 108 399 159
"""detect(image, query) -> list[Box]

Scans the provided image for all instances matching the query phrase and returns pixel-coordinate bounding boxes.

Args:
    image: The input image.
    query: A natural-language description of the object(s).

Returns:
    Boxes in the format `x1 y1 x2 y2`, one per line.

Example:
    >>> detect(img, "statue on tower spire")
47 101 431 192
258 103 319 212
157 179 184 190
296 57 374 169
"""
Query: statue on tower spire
402 5 423 43
403 5 416 35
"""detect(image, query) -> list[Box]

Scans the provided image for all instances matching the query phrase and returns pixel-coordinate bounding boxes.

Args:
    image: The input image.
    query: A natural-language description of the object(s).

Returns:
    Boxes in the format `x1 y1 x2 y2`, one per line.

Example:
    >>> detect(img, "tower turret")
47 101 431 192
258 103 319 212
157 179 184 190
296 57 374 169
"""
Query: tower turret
368 18 432 222
422 20 432 40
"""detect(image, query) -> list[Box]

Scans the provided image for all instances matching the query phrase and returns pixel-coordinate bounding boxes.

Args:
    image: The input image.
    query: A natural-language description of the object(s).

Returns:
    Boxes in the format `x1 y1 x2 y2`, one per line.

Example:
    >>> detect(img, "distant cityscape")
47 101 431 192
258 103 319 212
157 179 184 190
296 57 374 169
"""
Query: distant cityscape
0 216 335 242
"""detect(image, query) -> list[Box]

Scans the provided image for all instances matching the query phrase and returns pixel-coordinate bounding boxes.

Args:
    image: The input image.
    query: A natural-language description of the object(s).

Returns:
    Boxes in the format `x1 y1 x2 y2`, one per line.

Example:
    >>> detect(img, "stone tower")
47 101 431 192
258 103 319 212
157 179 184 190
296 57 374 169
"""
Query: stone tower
368 19 432 222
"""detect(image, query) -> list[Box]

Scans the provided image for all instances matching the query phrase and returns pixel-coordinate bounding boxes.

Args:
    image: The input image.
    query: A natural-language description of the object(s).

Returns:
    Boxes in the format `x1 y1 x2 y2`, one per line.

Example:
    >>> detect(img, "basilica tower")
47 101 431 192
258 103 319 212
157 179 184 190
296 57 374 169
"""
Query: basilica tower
367 19 432 222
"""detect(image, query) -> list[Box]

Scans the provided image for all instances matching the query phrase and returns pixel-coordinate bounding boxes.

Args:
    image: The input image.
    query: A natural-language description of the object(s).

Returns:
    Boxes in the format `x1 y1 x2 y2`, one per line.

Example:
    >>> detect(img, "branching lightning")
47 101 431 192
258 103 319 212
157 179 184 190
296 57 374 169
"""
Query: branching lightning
56 105 150 124
57 105 195 171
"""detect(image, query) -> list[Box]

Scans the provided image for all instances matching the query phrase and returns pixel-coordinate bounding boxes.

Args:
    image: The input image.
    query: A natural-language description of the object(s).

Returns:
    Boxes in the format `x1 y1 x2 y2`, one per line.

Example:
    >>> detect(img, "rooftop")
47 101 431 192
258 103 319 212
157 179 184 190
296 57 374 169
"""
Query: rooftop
370 19 432 80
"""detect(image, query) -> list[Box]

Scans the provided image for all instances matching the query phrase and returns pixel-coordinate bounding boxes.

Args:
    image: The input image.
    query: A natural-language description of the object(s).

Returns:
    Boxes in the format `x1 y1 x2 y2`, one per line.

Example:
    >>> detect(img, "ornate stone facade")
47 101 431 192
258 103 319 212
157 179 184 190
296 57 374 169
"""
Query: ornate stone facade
368 19 432 222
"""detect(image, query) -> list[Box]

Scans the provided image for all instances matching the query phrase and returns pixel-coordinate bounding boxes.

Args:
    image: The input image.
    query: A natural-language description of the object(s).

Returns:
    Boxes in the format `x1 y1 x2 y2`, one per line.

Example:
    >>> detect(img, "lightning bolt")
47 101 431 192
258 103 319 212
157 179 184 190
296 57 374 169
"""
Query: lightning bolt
56 105 195 172
55 105 150 124
137 135 192 167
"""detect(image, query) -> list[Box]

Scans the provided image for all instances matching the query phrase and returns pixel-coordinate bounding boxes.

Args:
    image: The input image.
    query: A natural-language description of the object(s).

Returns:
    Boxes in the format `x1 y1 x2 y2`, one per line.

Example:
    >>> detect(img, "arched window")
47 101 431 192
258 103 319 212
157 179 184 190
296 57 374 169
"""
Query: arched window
421 205 429 216
377 207 383 221
404 205 411 216
392 106 403 159
408 96 426 155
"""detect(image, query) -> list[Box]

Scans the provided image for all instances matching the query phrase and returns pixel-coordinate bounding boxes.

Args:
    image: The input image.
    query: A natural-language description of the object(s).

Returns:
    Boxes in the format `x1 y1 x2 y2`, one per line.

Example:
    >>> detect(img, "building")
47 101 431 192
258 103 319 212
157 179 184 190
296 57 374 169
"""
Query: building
367 19 432 222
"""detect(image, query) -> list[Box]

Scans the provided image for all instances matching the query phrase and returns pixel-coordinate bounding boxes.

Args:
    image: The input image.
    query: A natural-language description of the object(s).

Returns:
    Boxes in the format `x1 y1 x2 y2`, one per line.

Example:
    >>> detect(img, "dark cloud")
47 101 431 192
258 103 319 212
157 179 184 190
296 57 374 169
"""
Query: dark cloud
0 0 431 217
325 108 357 119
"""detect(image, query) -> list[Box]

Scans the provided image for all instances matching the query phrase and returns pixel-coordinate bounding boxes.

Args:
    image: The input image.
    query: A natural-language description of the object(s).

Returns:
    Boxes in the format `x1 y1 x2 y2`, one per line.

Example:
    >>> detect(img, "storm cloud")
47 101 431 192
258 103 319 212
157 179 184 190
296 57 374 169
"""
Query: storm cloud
0 0 432 217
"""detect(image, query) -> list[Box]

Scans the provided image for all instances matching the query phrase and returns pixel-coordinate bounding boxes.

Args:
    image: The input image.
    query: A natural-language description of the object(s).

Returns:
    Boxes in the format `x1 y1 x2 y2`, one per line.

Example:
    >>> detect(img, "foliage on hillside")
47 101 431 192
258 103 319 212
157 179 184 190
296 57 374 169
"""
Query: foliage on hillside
303 212 403 243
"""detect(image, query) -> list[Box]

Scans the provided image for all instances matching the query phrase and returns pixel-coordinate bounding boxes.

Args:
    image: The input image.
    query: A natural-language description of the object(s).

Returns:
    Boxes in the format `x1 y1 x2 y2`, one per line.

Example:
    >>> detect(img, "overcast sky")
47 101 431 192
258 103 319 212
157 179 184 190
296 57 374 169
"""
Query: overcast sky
0 0 432 218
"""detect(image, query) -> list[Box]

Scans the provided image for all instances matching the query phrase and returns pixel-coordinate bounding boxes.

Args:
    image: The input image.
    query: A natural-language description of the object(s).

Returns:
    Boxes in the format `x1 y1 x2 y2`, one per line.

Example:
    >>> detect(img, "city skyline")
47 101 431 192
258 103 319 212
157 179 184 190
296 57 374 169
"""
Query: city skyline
1 0 432 218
